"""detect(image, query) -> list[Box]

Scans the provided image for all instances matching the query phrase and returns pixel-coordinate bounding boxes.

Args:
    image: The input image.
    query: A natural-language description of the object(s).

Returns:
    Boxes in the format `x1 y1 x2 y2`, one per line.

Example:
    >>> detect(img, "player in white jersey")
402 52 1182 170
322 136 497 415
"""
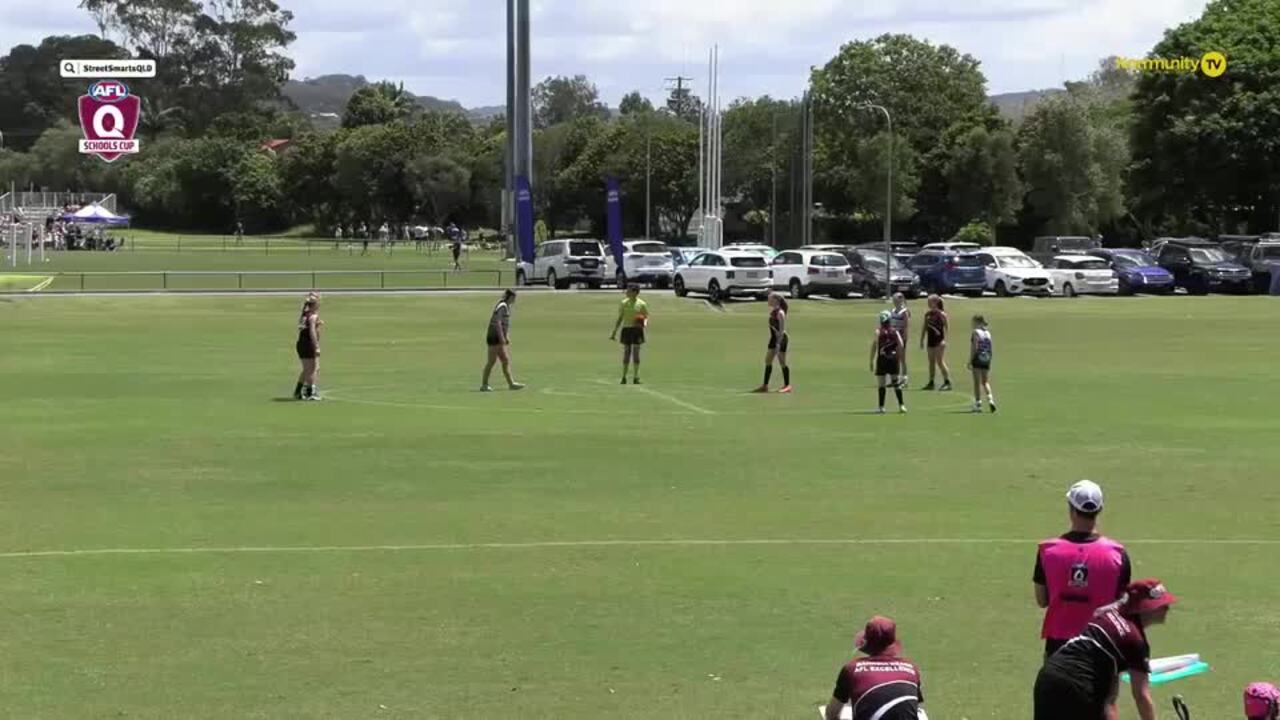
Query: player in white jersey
968 314 996 413
889 293 911 389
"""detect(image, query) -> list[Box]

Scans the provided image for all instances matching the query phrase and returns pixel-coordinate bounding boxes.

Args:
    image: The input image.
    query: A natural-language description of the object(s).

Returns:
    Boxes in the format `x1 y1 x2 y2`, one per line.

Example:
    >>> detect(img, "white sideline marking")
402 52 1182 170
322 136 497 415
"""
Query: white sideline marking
27 277 54 292
1 537 1277 560
593 379 716 415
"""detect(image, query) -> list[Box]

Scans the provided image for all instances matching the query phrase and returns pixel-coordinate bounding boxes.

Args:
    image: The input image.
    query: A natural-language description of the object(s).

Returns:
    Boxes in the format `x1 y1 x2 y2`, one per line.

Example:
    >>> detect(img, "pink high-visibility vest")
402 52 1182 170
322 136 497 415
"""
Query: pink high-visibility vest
1039 535 1126 640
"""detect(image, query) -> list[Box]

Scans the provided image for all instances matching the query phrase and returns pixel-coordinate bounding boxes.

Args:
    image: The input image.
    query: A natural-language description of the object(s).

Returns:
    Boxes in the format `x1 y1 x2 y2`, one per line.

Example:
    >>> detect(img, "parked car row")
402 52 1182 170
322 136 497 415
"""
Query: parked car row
516 236 1278 300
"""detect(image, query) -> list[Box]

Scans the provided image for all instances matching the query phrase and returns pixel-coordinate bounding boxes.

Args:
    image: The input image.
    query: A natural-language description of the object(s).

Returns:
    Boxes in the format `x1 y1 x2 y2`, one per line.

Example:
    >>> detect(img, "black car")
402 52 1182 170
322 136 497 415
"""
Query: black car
846 248 922 298
855 241 920 267
1155 238 1253 294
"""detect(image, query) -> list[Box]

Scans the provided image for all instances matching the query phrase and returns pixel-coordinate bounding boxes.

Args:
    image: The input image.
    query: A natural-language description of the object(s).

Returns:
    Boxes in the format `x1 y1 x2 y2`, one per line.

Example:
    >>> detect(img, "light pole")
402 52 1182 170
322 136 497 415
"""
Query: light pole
859 103 893 301
645 130 651 240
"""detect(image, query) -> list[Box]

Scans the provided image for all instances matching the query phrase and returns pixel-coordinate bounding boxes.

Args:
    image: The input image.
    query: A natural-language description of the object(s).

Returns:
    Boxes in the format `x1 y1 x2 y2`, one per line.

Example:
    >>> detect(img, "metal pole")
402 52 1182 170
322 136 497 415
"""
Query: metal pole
505 0 517 256
515 0 532 188
860 104 894 301
697 104 704 246
770 113 777 246
645 132 651 240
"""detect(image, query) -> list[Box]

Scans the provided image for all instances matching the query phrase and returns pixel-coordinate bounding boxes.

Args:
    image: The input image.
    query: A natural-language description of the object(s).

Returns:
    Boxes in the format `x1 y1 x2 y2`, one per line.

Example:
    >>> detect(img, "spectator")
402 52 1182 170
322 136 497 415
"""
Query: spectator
823 616 925 720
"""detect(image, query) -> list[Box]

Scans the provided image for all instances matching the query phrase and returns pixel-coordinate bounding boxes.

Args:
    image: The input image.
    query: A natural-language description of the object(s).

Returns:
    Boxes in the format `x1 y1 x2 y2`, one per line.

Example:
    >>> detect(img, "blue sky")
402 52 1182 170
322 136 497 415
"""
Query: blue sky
1 0 1210 107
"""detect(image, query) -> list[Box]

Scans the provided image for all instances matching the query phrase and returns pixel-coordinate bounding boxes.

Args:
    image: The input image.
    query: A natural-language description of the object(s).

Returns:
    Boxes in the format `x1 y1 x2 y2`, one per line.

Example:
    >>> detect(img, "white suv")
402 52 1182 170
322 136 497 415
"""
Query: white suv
770 249 854 299
672 250 772 302
975 247 1055 297
610 240 675 288
516 239 607 289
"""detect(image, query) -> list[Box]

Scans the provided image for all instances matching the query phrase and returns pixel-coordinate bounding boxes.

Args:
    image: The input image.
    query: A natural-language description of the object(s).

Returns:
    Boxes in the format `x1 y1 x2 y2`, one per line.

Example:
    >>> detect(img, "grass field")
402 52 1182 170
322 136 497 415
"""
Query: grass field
1 291 1278 719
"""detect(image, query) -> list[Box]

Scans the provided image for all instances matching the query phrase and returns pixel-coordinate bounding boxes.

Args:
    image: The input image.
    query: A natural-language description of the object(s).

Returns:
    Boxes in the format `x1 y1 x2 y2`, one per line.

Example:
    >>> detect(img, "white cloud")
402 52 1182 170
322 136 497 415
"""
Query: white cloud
0 0 1211 108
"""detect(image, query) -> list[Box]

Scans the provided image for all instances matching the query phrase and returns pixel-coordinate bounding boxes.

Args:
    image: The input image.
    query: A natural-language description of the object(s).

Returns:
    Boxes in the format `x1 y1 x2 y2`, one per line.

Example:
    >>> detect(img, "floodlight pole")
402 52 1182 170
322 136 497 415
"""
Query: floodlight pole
860 103 893 301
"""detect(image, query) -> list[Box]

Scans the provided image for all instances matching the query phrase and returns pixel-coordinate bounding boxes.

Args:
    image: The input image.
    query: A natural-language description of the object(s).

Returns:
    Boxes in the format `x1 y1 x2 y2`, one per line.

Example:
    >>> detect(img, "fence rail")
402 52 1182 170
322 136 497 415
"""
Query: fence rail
30 269 514 292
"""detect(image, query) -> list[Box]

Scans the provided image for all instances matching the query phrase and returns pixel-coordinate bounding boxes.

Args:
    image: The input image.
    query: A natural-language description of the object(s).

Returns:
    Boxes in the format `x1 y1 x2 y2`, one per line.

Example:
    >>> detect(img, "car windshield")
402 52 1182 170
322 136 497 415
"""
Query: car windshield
1112 252 1157 267
631 242 668 254
1190 247 1229 263
860 250 907 271
569 242 603 256
1260 246 1280 259
730 256 767 268
998 255 1039 268
810 254 849 267
953 255 982 267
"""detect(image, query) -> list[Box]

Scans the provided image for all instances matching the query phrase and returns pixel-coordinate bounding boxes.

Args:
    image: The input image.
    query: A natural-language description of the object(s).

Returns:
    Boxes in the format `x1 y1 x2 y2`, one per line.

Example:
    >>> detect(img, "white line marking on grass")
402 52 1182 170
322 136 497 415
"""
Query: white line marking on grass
27 277 54 292
1 537 1277 560
592 379 716 415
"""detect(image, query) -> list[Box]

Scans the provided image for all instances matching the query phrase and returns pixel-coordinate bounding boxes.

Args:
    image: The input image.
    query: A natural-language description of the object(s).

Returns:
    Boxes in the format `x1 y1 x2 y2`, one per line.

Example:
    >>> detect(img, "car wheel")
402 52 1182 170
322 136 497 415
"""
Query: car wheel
994 280 1010 297
1064 282 1077 298
788 279 806 299
546 268 559 289
515 270 527 286
708 279 723 303
673 276 688 297
1118 277 1133 296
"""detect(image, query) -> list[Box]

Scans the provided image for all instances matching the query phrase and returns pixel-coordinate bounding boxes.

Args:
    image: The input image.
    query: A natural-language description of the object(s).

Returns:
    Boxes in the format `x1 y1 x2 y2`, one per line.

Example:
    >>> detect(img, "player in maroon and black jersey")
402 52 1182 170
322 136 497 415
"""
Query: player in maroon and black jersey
824 616 926 720
869 310 906 414
1033 578 1177 720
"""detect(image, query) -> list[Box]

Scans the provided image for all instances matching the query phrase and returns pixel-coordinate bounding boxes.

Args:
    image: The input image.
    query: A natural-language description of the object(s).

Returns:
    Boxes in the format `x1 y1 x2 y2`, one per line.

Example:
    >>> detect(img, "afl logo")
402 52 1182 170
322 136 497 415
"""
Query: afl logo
88 79 130 102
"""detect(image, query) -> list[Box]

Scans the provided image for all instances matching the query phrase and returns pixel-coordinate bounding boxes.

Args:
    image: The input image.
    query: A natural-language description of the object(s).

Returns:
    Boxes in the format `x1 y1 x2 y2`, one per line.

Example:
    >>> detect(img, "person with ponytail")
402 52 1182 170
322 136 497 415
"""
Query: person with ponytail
919 294 952 391
293 292 323 400
870 310 906 413
481 289 525 392
754 293 792 393
1033 578 1177 720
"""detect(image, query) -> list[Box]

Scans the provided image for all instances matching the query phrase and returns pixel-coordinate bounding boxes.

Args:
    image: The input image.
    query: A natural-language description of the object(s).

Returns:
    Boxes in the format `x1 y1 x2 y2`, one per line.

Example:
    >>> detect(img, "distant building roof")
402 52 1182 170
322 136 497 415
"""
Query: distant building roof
259 139 292 153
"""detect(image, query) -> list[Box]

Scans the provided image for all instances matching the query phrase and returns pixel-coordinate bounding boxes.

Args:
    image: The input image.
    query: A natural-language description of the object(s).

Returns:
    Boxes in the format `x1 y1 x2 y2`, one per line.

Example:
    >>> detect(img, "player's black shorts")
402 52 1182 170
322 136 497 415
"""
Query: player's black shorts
926 331 945 348
1033 666 1103 720
971 355 991 370
876 356 900 377
620 327 645 345
486 330 504 347
296 340 317 360
767 333 789 353
1044 638 1069 658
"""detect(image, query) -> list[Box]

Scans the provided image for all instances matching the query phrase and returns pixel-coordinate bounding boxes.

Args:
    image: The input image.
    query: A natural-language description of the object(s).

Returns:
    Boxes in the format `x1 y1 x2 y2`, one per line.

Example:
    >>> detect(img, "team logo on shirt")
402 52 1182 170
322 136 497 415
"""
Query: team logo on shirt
1069 561 1090 588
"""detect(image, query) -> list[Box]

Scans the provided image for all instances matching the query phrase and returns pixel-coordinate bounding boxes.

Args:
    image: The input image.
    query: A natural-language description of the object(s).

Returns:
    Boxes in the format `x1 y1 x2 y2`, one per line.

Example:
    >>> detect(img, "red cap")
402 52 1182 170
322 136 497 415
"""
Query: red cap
854 616 902 657
1245 682 1280 719
1121 578 1177 615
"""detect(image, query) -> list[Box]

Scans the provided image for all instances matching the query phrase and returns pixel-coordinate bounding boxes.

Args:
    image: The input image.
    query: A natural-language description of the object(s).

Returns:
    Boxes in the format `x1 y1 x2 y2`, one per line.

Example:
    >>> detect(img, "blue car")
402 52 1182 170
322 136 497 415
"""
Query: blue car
1090 248 1176 295
906 250 987 296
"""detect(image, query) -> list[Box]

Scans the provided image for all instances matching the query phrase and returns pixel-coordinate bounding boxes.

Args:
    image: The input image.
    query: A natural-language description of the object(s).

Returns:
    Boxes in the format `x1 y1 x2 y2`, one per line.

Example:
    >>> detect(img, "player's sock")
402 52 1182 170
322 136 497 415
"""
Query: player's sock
894 387 904 406
877 387 886 408
782 366 790 386
763 365 774 385
293 382 303 398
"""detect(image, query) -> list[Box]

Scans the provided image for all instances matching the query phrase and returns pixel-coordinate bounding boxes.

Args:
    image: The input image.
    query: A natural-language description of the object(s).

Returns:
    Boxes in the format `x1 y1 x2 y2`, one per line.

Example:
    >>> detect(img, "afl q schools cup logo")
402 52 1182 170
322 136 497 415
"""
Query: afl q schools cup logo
77 79 141 162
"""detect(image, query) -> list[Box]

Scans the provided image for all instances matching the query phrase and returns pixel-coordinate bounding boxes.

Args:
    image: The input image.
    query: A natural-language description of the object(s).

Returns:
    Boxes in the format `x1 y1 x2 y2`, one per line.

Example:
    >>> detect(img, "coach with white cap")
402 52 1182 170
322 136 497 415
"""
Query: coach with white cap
1034 480 1132 658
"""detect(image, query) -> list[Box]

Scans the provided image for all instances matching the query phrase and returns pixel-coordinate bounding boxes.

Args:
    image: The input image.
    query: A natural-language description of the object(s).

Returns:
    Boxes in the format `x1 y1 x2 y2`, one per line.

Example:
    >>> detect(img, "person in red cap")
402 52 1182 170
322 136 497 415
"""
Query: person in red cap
1033 579 1177 720
823 616 926 720
1245 682 1280 720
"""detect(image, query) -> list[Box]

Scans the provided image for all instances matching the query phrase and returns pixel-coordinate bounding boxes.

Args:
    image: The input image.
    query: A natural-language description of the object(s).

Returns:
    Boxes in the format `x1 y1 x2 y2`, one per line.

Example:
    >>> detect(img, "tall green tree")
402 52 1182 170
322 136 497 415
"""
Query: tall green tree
721 97 797 220
532 75 608 129
618 91 654 117
0 35 128 151
407 155 471 224
1129 0 1280 234
943 125 1022 229
1018 95 1125 234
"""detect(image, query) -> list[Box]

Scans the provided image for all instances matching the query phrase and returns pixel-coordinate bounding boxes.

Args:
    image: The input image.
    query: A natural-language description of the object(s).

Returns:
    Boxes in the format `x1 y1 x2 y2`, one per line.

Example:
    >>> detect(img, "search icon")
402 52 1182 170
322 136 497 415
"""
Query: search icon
62 61 78 76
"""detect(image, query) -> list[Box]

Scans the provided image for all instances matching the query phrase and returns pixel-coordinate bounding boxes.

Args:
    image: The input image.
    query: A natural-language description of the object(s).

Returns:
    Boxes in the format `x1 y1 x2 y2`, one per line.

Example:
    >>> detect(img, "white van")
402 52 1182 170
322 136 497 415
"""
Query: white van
516 239 607 289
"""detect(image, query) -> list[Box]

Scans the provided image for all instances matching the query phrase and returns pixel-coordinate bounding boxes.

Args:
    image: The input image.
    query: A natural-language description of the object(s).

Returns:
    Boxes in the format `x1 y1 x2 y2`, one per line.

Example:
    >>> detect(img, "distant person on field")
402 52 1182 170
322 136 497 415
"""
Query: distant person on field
968 314 995 413
870 310 906 414
481 289 525 392
1245 683 1280 720
235 220 244 246
1033 579 1177 720
449 222 463 270
754 292 792 393
823 616 926 720
919 294 951 391
889 293 911 388
293 293 323 400
1035 480 1131 658
610 283 648 384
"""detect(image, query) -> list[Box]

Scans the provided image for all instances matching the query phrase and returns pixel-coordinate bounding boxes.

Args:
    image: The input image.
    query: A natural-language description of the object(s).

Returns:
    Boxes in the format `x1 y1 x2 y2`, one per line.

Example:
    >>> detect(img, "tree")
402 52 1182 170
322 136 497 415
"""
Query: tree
408 155 471 224
0 35 128 152
944 125 1022 229
1018 95 1124 234
1129 0 1280 234
343 85 407 128
722 97 797 218
951 220 995 245
664 84 703 123
279 130 344 232
532 75 608 129
619 91 653 116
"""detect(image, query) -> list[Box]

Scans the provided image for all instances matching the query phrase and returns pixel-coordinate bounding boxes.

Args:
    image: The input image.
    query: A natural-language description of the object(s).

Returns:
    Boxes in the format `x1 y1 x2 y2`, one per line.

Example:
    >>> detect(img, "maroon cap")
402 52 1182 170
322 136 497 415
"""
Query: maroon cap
1122 578 1177 615
854 616 902 656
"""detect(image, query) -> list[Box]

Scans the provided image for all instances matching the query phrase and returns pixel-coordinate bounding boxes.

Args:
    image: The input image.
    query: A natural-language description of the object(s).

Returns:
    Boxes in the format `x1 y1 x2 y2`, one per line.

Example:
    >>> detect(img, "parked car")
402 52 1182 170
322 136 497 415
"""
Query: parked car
1218 235 1260 264
1236 240 1280 293
721 242 779 259
1031 236 1100 265
920 241 982 253
516 239 607 289
974 247 1055 297
846 248 922 298
906 250 987 297
1089 248 1176 295
670 246 705 268
770 249 854 299
854 241 921 266
1045 255 1119 297
1155 237 1253 294
672 250 772 302
610 240 674 288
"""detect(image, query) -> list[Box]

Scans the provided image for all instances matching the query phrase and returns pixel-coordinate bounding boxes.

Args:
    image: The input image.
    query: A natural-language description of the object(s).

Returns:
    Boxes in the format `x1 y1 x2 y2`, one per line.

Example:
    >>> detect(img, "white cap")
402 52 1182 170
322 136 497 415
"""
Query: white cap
1066 480 1104 513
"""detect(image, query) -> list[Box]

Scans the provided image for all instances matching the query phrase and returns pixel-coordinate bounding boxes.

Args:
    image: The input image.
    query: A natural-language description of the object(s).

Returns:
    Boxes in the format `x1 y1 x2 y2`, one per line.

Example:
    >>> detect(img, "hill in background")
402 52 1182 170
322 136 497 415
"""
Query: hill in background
988 88 1064 122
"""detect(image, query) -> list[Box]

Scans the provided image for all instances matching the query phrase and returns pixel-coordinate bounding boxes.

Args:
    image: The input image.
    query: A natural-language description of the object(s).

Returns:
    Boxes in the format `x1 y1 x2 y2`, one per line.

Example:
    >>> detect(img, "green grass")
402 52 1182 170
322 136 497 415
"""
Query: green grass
1 293 1278 719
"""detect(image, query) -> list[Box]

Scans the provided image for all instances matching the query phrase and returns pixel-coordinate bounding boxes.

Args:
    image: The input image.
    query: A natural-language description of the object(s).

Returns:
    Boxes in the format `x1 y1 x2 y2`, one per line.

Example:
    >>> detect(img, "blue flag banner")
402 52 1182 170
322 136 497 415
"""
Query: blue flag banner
605 176 624 268
515 175 536 264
